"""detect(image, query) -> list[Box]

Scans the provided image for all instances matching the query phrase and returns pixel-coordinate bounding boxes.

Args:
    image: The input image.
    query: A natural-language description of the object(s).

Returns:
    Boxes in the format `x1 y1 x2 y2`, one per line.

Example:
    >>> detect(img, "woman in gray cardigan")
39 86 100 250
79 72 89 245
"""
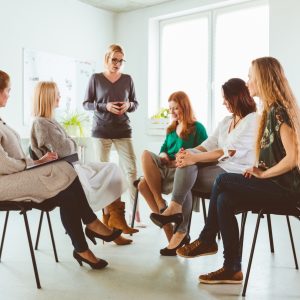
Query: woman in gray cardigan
0 70 122 269
31 81 138 245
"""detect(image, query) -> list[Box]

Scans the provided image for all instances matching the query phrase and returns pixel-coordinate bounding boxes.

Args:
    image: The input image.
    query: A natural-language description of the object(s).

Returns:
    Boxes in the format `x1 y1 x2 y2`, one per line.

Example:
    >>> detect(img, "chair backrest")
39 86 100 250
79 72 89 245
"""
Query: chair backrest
28 146 39 160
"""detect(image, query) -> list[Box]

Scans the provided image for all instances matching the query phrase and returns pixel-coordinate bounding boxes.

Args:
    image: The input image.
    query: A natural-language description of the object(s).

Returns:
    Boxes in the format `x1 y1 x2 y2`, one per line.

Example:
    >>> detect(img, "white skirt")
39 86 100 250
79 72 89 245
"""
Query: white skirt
74 162 128 211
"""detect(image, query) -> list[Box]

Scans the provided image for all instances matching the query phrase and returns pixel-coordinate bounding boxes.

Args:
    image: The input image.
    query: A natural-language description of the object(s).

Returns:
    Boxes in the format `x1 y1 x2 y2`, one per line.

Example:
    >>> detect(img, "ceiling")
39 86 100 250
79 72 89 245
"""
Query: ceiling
78 0 175 13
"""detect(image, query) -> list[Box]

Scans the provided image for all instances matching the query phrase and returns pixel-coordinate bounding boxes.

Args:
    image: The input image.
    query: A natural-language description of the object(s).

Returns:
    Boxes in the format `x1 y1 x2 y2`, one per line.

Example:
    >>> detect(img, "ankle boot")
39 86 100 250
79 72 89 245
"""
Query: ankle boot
113 235 133 246
107 201 139 234
103 212 132 245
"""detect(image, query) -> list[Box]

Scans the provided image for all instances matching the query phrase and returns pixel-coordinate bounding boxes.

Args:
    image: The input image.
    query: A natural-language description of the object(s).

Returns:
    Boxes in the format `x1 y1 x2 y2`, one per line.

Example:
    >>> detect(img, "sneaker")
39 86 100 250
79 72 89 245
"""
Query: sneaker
176 239 218 258
199 267 243 284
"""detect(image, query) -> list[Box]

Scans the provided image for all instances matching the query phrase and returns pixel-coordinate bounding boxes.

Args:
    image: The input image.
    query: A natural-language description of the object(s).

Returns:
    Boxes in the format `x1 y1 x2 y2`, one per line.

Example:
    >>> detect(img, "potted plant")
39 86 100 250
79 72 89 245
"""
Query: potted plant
150 107 170 124
60 111 89 137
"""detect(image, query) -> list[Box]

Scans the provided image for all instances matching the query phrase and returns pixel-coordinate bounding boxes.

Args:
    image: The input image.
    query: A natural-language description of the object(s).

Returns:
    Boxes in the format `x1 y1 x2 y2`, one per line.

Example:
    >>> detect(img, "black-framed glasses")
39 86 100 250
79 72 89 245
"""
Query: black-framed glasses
111 58 126 65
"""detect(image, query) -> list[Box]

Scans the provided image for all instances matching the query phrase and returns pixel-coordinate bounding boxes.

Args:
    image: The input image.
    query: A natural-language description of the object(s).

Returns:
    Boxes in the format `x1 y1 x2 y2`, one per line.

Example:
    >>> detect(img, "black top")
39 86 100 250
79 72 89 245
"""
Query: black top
259 102 300 195
83 73 138 138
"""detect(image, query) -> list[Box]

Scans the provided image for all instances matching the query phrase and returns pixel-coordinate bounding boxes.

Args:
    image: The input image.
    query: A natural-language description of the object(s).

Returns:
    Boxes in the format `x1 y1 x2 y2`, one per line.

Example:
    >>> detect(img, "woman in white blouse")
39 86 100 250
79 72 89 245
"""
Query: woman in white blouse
150 78 258 256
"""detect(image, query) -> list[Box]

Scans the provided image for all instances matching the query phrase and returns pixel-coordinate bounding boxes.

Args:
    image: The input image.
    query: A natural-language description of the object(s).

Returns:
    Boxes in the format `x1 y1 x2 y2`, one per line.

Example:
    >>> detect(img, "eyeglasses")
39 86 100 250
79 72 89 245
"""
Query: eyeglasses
111 58 126 65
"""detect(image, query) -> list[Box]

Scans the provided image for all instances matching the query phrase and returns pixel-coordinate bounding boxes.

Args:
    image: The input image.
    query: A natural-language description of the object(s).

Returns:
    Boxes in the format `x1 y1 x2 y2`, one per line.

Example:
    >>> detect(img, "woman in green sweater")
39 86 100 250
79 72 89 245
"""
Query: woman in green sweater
138 91 207 247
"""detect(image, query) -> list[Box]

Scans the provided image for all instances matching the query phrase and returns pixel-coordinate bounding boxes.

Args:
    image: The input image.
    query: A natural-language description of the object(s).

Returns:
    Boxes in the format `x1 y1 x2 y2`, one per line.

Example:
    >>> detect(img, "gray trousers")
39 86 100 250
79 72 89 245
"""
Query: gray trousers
171 149 226 233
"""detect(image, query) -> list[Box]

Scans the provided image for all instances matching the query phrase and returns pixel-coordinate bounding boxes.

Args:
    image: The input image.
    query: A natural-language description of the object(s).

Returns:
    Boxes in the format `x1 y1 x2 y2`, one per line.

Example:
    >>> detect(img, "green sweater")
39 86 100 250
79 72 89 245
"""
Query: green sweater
160 121 207 160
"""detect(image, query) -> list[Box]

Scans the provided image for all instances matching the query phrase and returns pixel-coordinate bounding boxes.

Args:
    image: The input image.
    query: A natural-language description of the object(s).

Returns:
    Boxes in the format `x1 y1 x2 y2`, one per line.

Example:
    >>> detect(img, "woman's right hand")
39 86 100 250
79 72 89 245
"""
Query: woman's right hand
35 152 58 165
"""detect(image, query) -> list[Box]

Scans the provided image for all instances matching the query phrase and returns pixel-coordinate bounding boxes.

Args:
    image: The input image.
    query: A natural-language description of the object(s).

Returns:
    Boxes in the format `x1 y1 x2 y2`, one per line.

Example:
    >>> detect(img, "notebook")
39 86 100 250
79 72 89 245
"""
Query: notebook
26 153 79 170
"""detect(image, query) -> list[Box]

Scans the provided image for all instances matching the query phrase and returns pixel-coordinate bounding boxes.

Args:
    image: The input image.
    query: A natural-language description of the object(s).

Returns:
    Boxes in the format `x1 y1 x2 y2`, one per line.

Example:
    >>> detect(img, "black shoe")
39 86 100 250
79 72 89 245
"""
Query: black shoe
150 213 183 231
160 234 191 256
159 199 168 214
85 227 122 244
73 251 108 269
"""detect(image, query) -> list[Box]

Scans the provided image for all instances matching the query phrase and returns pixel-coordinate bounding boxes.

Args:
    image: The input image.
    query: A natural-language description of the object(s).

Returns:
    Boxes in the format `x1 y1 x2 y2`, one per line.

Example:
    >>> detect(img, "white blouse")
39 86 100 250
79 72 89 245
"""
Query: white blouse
200 112 258 173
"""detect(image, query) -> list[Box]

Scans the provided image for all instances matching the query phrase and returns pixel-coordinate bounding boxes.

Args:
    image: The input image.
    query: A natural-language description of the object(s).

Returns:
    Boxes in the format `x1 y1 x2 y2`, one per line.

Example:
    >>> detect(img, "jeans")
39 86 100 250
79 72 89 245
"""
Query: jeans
35 177 97 252
199 173 297 272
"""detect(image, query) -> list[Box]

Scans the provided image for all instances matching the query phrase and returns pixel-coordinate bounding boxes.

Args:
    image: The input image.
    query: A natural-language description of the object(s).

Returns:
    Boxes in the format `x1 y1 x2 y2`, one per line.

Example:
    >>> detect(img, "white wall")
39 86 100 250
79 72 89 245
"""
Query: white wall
116 0 300 174
0 0 115 136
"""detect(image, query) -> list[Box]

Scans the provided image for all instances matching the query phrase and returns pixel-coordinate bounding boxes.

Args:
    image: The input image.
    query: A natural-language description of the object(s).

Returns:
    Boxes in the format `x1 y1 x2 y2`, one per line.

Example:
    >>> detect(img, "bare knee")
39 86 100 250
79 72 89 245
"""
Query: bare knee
141 150 153 165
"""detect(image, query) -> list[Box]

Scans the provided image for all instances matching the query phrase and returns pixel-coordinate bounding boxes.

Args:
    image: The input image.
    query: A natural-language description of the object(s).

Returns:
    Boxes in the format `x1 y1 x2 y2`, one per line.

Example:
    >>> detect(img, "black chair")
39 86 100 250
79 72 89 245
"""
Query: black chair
0 201 41 288
28 146 58 262
241 206 300 297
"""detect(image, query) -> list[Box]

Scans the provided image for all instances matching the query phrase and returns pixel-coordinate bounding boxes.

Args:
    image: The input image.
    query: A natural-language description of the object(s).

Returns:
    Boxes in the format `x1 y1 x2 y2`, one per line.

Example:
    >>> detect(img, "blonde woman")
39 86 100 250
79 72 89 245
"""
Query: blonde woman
83 44 142 225
177 57 300 284
0 70 122 270
31 82 138 246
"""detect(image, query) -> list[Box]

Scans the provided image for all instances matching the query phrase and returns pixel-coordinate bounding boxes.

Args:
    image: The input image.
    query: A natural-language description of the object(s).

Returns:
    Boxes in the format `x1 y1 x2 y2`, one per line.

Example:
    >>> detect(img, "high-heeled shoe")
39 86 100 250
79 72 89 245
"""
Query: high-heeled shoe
85 227 122 245
73 251 108 269
160 234 191 256
159 199 168 214
150 212 183 232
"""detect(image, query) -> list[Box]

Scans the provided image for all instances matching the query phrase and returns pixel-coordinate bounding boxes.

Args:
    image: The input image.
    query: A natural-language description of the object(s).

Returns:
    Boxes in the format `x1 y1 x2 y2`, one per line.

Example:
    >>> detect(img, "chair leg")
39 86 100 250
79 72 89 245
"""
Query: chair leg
187 206 193 236
23 211 41 289
46 212 59 262
286 215 298 269
130 187 139 230
242 210 263 297
201 198 207 223
239 212 248 258
0 211 9 261
35 211 44 250
266 214 275 253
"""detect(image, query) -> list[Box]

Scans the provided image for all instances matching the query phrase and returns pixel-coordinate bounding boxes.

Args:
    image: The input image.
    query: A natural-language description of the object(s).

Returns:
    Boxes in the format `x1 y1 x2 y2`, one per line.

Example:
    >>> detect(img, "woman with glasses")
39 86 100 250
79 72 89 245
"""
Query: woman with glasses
150 78 257 256
138 91 207 251
83 44 141 226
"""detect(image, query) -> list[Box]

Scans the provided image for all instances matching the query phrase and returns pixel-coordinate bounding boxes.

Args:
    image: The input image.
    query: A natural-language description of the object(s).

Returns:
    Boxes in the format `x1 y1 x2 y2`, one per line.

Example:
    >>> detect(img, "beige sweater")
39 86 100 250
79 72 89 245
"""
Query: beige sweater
0 119 77 202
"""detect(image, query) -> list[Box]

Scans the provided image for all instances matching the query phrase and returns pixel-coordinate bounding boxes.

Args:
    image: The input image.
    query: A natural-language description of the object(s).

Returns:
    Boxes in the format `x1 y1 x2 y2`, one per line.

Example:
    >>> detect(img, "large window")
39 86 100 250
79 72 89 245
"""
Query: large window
153 0 269 133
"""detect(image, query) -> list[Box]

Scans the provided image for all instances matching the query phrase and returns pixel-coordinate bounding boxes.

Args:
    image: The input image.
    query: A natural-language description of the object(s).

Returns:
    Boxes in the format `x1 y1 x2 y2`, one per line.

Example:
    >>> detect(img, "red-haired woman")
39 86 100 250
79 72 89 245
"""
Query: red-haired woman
139 91 207 247
150 78 258 256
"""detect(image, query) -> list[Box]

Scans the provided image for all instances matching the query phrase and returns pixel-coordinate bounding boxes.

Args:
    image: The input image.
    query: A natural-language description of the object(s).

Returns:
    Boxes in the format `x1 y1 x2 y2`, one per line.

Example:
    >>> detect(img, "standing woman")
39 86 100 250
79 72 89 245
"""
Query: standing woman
0 70 122 270
179 57 300 284
83 44 141 224
139 91 208 245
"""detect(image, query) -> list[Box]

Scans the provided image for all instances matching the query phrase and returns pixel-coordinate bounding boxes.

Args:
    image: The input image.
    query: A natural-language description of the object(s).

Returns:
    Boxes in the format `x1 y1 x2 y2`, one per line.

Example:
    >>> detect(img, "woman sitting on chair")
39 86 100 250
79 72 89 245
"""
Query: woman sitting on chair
139 91 208 248
0 70 122 269
150 78 257 256
31 81 138 246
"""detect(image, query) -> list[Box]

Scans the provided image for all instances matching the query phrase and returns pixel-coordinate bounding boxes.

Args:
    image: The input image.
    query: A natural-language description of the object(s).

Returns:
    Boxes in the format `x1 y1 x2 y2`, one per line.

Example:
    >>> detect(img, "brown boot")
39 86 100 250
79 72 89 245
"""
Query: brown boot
113 235 133 246
107 201 139 234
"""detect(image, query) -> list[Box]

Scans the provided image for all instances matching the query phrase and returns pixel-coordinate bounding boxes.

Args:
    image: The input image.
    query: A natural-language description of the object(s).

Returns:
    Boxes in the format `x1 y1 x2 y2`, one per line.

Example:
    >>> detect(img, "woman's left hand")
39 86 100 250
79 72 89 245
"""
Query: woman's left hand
118 102 130 115
36 152 58 164
176 150 196 168
244 167 265 179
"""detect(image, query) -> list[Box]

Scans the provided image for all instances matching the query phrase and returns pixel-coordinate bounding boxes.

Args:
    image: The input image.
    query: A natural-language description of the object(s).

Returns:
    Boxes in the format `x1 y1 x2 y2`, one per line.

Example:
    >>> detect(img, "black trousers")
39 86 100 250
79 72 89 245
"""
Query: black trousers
33 177 97 252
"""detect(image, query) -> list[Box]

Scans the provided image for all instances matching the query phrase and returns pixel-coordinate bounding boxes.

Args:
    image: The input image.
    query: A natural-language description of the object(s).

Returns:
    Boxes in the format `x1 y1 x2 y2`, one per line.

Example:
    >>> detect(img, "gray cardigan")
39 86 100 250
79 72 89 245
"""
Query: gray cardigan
31 117 77 158
83 73 138 138
0 118 77 202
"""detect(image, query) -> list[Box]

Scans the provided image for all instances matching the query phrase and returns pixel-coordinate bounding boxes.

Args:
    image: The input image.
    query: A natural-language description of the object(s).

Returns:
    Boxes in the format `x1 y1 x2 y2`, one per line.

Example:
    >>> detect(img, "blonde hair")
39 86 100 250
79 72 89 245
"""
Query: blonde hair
253 57 300 169
104 44 124 67
33 81 58 118
167 91 197 139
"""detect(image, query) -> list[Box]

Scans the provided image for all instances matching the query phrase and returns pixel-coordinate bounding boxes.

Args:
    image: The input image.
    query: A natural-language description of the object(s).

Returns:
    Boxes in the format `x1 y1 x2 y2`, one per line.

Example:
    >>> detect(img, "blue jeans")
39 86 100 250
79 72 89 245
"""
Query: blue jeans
199 173 297 272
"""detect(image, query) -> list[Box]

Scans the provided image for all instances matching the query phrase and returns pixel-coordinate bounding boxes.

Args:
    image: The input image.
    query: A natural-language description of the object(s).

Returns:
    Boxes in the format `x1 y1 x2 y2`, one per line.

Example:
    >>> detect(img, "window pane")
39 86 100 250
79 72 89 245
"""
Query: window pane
160 16 209 128
214 4 269 126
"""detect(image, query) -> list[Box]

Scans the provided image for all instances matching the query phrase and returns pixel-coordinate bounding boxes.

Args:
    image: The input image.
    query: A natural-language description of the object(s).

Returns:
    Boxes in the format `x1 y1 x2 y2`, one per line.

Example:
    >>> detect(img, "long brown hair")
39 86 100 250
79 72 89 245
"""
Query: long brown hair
0 70 10 92
222 78 256 118
32 82 59 118
252 57 300 169
167 91 197 139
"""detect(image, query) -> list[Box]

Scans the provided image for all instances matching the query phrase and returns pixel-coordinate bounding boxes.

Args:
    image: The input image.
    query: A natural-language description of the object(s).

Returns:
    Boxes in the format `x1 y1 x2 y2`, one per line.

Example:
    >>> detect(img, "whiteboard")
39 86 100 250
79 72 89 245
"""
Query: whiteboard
23 48 96 125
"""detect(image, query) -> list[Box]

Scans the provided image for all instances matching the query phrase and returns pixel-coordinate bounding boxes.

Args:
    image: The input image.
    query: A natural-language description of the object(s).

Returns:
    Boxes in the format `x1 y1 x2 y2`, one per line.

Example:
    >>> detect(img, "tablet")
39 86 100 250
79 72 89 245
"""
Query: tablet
26 153 79 170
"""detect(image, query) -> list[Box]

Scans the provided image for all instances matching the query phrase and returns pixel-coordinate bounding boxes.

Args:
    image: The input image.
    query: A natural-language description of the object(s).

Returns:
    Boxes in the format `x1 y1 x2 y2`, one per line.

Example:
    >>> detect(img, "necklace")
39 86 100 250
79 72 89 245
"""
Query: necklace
233 117 241 128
